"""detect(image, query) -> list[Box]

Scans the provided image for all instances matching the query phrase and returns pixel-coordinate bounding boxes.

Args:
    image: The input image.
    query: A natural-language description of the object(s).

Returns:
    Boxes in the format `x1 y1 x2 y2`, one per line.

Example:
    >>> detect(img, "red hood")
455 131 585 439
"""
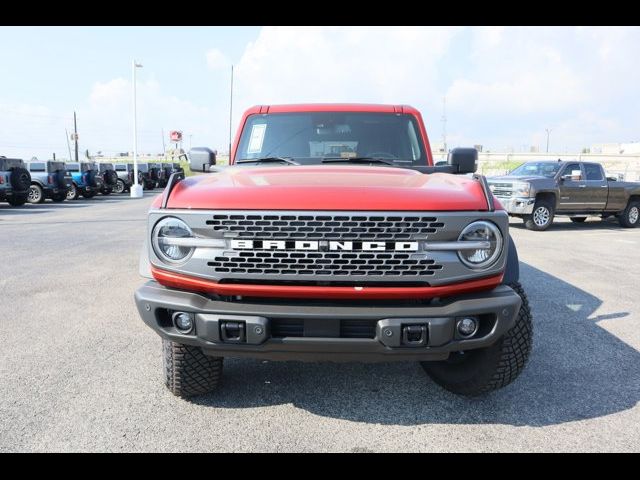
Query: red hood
165 165 491 211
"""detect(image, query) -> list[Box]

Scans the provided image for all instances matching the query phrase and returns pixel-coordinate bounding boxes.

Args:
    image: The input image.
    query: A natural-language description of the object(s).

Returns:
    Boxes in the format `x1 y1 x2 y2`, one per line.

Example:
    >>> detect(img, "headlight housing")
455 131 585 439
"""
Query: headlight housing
457 221 503 269
152 217 195 264
512 181 531 197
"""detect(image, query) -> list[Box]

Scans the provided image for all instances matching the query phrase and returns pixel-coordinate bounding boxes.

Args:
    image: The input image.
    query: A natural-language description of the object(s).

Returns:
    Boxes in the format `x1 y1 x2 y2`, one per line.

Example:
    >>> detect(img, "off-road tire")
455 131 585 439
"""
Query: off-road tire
7 194 28 206
10 167 30 191
524 199 555 231
619 200 640 228
51 192 66 202
113 179 125 194
66 183 79 201
570 217 587 223
421 282 533 396
27 184 44 204
163 339 223 398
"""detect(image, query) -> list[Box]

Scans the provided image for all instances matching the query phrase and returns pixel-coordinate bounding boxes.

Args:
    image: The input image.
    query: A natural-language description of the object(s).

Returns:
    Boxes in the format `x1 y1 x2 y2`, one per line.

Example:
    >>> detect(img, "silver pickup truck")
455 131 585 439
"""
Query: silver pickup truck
488 160 640 231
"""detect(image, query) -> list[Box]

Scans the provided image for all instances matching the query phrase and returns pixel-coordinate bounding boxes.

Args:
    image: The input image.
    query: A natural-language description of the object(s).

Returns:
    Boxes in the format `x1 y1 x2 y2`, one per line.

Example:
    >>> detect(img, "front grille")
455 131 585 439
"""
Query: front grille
489 182 513 197
208 251 443 277
207 214 445 240
270 318 377 338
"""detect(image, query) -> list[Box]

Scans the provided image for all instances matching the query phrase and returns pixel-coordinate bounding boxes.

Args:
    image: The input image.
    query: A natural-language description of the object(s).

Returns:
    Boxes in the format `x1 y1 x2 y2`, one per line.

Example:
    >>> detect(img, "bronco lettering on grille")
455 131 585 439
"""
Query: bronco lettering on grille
230 240 419 252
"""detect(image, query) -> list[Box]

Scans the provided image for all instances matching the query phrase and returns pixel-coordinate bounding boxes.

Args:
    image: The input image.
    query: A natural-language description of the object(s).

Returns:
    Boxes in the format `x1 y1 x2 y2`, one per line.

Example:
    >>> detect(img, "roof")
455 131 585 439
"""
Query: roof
244 103 421 115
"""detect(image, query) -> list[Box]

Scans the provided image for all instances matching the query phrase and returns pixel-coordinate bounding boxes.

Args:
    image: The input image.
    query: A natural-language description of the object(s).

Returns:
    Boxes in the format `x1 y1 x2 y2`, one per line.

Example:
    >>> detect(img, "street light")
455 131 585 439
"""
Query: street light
131 60 144 198
545 128 552 154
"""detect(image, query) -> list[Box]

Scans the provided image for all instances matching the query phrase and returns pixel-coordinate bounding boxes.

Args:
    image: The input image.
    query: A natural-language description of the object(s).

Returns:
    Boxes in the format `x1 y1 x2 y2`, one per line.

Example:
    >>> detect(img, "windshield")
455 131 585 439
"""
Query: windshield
508 162 561 178
235 112 427 166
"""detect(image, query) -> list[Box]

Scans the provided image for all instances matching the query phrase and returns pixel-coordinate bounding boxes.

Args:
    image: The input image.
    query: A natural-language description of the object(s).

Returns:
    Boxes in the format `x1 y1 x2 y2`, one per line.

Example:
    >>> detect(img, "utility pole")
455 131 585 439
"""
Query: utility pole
545 128 552 153
229 64 234 158
65 129 72 160
161 129 166 158
441 96 447 159
73 111 79 162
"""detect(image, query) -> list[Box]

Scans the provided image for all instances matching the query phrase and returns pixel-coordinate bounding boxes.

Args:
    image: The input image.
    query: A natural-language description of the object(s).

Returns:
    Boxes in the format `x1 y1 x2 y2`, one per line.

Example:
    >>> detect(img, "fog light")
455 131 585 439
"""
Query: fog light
457 317 478 338
172 312 194 333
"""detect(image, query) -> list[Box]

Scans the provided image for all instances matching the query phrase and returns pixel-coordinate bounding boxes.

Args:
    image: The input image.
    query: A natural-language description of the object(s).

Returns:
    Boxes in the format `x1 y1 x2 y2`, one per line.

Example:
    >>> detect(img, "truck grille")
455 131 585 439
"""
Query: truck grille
489 182 513 197
207 251 443 277
270 319 377 338
207 214 445 240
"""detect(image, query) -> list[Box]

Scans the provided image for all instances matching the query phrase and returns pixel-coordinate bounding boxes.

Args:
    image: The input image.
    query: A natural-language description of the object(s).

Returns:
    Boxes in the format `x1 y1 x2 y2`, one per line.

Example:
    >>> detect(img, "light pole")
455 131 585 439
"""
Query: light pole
131 60 144 198
545 128 552 153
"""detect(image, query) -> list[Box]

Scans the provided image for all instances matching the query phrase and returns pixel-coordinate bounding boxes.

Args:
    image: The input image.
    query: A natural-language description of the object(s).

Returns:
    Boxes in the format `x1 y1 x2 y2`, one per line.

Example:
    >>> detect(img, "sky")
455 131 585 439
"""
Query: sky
0 26 639 160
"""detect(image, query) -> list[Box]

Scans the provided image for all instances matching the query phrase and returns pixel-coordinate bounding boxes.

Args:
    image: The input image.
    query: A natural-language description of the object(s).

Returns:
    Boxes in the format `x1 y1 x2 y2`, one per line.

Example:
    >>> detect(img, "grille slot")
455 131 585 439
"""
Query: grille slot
207 251 443 277
207 214 444 240
270 319 377 338
489 183 513 197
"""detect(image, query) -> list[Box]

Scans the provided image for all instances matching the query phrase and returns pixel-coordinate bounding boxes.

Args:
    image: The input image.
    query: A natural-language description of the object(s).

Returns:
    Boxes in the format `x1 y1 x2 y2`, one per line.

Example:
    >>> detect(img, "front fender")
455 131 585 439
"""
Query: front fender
502 234 519 285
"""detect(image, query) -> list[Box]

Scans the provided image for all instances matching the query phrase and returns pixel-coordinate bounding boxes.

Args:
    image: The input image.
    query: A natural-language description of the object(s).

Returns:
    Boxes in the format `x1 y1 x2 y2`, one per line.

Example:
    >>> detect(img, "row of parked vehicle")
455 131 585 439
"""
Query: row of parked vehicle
0 157 184 206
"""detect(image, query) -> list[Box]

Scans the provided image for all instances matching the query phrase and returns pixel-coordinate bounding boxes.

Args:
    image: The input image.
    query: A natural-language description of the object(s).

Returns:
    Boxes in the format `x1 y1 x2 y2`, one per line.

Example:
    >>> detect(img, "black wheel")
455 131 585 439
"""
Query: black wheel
27 184 44 204
524 199 555 231
163 339 223 398
421 282 533 397
66 183 79 201
570 217 587 223
7 194 28 206
619 200 640 228
51 193 66 202
81 189 96 199
113 179 125 194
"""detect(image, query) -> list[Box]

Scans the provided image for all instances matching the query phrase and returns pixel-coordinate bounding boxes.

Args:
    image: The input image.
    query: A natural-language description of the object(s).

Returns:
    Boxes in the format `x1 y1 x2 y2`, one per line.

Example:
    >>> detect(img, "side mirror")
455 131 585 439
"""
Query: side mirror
187 147 217 173
447 147 478 174
562 170 582 181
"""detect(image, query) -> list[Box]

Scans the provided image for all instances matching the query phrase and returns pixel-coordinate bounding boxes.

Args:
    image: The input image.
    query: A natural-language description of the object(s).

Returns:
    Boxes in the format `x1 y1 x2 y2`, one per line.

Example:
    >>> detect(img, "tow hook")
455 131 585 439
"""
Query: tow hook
220 321 246 343
401 325 428 347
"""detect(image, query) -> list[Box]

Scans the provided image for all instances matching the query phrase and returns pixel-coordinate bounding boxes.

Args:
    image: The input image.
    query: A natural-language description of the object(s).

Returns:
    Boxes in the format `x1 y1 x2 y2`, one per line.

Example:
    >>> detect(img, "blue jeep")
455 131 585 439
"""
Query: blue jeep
0 157 31 206
26 160 73 203
65 162 104 200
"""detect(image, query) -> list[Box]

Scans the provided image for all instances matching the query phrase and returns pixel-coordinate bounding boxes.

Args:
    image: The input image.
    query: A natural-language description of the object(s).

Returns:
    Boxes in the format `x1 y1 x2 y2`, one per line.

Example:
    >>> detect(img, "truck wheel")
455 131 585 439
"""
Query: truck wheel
162 339 223 398
524 200 554 231
66 184 79 201
421 282 533 397
82 189 96 199
113 179 125 194
569 217 587 223
51 192 66 202
27 184 44 204
619 200 640 228
7 194 28 206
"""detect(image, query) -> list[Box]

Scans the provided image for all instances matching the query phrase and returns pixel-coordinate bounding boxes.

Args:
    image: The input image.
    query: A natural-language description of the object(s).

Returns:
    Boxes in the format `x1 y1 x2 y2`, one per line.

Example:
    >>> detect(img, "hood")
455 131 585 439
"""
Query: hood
488 175 548 183
165 165 491 211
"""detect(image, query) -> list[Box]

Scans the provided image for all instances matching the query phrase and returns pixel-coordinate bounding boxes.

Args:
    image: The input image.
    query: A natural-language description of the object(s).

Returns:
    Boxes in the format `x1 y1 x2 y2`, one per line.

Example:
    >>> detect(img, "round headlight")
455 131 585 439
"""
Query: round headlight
152 217 194 264
457 221 503 269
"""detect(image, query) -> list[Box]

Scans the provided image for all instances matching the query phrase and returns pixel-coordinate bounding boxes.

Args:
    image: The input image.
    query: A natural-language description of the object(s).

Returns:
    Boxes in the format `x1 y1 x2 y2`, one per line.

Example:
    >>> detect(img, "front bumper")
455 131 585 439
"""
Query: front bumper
135 281 522 362
495 196 535 215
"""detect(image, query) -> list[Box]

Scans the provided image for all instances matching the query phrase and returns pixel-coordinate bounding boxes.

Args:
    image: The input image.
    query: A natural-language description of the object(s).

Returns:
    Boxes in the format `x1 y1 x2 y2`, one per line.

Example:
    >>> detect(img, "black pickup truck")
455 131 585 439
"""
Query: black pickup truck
487 160 640 231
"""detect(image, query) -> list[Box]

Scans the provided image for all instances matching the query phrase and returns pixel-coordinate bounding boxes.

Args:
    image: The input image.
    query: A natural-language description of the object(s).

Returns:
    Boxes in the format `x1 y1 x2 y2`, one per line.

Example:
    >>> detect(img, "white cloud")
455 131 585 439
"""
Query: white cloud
206 48 229 70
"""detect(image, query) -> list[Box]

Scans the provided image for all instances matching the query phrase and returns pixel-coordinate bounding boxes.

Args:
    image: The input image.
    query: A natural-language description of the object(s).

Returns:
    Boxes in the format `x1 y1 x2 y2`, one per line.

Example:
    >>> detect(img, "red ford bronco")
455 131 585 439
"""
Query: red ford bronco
135 104 533 398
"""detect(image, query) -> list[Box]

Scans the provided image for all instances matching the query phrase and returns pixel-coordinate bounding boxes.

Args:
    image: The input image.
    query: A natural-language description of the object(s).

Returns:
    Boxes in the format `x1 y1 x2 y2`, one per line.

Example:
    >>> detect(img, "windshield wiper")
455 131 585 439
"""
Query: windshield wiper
321 157 395 166
236 157 300 166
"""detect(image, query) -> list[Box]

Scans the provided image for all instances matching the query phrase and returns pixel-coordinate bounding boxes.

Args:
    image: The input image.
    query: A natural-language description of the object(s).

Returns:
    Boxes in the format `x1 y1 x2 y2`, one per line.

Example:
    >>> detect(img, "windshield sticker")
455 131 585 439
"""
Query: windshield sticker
247 124 267 154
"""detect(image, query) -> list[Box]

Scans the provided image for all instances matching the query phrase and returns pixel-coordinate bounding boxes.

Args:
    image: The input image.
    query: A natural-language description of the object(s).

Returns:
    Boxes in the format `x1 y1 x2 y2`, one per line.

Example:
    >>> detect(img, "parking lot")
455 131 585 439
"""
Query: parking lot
1 193 639 452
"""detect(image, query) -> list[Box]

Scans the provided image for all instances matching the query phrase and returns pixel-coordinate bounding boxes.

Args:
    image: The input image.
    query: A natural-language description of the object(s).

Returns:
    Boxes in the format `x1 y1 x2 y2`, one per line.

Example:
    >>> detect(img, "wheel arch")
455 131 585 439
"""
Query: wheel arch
501 234 519 285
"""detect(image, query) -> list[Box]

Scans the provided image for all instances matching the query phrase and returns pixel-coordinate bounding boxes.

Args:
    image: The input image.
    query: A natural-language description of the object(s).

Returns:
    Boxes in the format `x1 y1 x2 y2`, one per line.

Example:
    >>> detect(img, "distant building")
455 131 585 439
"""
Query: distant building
591 142 640 154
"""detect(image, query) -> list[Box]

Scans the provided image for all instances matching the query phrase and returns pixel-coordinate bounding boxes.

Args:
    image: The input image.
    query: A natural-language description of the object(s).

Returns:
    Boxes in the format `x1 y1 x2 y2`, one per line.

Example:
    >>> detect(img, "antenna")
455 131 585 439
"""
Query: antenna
228 64 234 159
441 96 447 158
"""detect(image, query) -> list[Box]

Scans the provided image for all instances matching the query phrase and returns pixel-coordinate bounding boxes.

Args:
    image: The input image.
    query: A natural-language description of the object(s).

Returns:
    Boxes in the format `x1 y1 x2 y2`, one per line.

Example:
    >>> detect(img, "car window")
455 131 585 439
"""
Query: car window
563 163 581 178
584 163 604 181
66 163 80 172
29 162 45 172
115 165 126 171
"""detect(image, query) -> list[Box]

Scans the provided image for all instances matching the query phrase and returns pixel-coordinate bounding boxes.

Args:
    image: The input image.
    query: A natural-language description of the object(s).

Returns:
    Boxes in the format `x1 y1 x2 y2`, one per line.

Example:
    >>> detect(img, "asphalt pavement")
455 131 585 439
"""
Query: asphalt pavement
1 193 639 452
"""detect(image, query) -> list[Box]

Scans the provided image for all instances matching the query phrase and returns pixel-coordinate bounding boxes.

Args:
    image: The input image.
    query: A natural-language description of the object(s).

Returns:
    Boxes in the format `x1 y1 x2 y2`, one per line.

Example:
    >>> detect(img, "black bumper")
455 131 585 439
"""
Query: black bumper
135 281 522 362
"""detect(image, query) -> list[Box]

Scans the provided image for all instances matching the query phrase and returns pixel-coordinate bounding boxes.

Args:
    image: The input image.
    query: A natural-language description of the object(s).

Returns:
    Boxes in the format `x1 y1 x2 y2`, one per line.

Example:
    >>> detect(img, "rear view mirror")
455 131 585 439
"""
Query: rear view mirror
187 147 217 173
447 148 478 174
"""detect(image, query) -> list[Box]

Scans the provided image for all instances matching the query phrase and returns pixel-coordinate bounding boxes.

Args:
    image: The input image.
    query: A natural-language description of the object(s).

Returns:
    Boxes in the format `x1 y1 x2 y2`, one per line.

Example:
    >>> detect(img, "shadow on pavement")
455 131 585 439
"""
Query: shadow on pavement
192 262 639 427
